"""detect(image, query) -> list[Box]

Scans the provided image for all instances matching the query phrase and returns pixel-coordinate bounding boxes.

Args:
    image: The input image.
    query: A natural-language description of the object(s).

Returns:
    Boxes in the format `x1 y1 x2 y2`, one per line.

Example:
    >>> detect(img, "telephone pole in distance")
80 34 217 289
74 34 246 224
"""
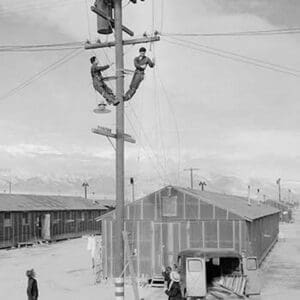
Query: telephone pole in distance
184 168 200 189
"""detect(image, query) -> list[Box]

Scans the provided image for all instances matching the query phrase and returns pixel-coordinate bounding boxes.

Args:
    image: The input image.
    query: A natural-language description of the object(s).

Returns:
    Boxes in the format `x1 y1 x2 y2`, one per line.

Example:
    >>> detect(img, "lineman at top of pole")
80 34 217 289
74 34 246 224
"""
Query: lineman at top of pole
124 47 155 101
90 47 155 106
90 56 120 106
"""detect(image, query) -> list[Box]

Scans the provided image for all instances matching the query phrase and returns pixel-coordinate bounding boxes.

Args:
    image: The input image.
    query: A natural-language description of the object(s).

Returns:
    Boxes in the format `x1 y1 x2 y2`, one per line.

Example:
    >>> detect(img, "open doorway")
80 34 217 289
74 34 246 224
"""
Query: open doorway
206 257 241 286
42 214 51 240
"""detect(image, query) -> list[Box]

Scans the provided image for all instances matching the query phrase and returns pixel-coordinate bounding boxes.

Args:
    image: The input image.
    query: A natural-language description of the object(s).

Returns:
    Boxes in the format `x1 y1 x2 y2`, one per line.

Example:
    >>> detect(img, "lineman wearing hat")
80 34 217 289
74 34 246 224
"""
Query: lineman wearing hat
124 47 155 101
90 56 120 106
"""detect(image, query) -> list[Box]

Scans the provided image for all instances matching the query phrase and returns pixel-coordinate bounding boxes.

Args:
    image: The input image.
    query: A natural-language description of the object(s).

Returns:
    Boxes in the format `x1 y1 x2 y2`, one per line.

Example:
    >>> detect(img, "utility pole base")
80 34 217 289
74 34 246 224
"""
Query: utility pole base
114 277 125 300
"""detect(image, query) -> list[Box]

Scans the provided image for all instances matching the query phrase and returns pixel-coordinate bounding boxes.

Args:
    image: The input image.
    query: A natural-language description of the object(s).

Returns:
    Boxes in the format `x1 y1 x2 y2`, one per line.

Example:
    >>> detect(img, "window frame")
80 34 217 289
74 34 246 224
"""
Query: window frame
162 196 178 217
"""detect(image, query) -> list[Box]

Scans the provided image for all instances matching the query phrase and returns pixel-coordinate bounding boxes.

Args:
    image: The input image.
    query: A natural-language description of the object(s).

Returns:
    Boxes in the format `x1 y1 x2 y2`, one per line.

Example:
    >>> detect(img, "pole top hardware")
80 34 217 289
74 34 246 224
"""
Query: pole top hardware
91 5 134 37
84 35 160 50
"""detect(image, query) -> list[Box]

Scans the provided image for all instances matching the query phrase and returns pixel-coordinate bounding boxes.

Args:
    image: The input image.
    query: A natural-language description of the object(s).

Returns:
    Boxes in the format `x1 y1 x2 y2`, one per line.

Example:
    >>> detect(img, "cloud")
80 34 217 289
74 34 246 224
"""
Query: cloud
207 0 300 27
0 144 62 156
0 0 299 192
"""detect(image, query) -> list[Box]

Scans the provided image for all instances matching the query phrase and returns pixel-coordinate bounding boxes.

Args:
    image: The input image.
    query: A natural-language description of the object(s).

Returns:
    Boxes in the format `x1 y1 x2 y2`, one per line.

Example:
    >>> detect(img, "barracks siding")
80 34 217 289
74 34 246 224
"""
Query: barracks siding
0 194 109 248
100 186 280 279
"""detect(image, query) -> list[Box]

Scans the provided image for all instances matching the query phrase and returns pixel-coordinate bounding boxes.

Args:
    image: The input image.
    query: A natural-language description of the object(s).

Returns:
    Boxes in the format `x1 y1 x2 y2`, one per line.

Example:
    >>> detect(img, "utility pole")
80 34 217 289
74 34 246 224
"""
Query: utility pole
114 0 125 283
130 177 135 202
276 178 281 202
184 168 200 189
247 185 251 206
85 1 160 298
0 179 12 194
82 181 89 199
288 189 292 203
199 181 207 191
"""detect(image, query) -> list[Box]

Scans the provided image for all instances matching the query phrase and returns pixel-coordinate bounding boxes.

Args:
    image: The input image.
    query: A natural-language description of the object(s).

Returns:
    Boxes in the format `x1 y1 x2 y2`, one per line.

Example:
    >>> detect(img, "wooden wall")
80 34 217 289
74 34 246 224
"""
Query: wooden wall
102 219 247 279
101 187 279 279
0 209 105 249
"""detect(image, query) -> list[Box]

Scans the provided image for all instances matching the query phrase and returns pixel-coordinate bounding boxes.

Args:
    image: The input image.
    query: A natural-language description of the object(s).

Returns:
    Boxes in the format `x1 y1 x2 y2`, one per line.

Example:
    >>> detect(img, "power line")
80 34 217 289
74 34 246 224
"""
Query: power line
0 42 83 52
127 104 170 183
162 27 300 37
156 68 181 186
124 111 166 185
170 36 300 74
0 46 82 53
163 37 300 78
0 48 83 102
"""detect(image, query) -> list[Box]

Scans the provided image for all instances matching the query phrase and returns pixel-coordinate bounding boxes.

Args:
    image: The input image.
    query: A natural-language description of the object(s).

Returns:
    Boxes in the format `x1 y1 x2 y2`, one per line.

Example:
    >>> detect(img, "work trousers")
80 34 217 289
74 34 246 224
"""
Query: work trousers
124 70 145 101
93 79 116 104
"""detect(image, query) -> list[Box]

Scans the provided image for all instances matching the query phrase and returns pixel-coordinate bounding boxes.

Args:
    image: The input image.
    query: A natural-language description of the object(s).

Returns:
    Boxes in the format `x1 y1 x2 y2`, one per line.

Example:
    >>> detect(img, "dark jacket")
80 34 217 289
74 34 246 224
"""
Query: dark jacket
27 277 38 300
133 56 154 72
91 64 110 81
165 281 182 300
162 270 171 288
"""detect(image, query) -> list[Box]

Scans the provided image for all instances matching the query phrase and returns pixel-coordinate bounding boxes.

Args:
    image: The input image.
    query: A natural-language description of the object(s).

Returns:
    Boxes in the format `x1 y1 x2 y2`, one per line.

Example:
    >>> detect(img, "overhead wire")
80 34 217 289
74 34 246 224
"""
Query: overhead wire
150 0 168 180
162 27 300 37
127 104 169 183
124 110 166 185
156 68 182 186
0 42 83 53
84 0 93 41
170 36 300 74
160 0 164 33
0 48 83 102
163 37 300 78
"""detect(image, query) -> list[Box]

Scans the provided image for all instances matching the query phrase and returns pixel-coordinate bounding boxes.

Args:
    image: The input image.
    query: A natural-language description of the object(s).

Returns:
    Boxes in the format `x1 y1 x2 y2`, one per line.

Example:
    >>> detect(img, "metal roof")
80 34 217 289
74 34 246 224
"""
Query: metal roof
178 187 280 221
96 186 280 222
0 194 107 211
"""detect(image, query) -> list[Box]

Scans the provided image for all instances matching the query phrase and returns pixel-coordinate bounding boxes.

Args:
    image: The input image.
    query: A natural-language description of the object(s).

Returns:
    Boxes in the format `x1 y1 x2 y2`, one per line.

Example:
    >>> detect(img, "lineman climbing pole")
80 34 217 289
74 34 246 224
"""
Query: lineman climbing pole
85 1 159 299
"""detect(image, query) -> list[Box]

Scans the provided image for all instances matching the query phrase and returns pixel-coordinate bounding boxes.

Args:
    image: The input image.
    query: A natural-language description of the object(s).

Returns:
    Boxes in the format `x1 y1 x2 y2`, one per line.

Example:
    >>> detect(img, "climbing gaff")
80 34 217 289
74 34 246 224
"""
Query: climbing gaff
93 102 111 114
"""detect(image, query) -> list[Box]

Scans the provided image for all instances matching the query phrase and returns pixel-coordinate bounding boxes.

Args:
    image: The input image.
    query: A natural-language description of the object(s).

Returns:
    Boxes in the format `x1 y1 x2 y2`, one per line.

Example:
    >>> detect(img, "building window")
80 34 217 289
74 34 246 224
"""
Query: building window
22 213 29 225
162 196 177 217
4 212 11 227
76 211 84 221
52 212 60 224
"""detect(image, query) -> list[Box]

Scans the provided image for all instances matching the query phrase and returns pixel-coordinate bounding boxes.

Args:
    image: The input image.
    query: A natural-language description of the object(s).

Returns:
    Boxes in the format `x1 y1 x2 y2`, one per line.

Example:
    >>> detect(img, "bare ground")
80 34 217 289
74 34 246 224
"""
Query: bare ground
0 210 299 299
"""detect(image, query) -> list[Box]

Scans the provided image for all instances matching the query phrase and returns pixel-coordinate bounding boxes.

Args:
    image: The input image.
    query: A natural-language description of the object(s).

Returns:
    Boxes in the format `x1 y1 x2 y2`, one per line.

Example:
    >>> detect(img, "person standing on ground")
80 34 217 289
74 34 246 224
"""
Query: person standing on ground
90 56 120 106
26 269 38 300
124 47 155 101
165 271 182 300
162 266 172 288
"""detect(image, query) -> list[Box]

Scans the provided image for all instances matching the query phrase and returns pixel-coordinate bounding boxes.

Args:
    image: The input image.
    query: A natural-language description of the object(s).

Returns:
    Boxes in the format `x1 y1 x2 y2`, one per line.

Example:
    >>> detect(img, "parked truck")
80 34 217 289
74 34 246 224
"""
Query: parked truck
177 249 261 300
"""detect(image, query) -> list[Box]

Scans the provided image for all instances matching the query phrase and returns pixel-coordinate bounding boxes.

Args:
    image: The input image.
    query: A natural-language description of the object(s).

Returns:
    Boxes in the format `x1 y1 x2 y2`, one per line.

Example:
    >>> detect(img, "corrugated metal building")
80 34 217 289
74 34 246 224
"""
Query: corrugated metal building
264 199 293 223
100 186 280 279
0 194 109 248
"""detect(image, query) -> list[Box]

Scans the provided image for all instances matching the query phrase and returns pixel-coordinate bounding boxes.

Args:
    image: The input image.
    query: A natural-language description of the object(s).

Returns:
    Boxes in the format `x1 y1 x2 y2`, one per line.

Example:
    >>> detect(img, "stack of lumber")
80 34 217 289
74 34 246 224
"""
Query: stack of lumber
207 275 247 299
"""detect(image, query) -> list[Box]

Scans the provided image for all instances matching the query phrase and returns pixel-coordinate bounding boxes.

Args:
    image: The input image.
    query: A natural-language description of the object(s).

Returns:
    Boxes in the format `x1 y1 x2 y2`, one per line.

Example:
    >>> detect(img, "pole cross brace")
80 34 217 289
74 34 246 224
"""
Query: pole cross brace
85 35 160 50
92 126 136 143
91 6 134 37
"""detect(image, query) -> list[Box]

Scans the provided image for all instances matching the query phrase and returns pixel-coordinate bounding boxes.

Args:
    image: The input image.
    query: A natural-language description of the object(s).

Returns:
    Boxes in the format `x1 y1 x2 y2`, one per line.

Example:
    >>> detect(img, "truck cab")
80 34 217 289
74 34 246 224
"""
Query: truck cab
177 248 261 299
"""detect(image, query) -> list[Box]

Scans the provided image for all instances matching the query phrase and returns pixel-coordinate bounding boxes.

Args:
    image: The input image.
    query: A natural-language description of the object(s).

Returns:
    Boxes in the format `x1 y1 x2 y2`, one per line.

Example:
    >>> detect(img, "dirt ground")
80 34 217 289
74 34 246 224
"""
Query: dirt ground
0 210 299 300
260 208 300 300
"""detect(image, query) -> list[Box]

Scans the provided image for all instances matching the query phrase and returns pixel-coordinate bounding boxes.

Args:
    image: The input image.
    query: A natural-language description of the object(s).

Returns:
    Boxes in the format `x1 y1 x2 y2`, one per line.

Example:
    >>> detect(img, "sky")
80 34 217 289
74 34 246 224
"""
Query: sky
0 0 300 197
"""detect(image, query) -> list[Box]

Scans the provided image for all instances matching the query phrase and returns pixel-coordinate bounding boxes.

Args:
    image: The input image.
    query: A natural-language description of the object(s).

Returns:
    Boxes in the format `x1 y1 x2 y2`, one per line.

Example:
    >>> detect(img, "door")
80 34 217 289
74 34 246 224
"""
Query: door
186 257 206 297
42 214 51 240
243 256 261 296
